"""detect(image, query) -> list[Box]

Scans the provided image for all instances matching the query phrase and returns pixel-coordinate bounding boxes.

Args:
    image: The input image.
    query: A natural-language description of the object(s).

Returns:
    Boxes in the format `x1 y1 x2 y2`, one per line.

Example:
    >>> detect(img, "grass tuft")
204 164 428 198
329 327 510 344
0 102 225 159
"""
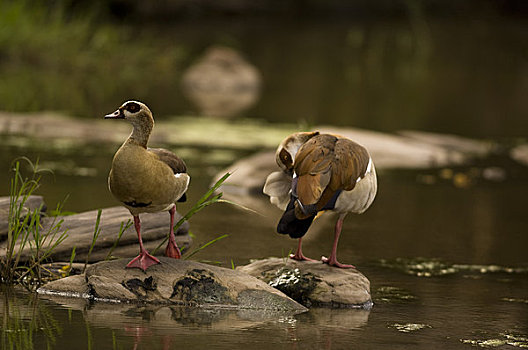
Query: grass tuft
0 158 69 288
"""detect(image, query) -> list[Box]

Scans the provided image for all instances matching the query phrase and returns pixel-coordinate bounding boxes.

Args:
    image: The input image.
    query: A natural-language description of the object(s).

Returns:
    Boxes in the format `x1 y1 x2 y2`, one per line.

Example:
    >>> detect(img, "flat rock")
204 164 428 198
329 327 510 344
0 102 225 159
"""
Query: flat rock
397 130 492 157
237 257 372 309
0 205 191 263
213 126 491 195
37 258 307 313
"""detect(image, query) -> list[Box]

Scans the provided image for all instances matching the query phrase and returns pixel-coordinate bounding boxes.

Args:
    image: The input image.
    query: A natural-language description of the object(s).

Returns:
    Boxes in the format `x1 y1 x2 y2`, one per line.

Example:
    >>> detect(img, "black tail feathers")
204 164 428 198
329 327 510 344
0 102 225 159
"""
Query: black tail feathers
277 196 315 238
177 192 187 202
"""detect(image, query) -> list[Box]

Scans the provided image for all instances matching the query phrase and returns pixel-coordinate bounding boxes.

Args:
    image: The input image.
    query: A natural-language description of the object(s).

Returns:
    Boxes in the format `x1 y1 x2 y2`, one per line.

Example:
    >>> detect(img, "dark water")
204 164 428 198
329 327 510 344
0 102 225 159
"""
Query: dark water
1 134 527 349
1 14 528 350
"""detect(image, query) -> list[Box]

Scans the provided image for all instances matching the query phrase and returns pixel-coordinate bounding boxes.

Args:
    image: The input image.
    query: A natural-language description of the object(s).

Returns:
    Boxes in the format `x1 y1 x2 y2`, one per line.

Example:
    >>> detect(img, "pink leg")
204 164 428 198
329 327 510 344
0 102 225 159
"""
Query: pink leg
322 213 355 268
165 206 182 259
127 215 161 271
290 237 317 262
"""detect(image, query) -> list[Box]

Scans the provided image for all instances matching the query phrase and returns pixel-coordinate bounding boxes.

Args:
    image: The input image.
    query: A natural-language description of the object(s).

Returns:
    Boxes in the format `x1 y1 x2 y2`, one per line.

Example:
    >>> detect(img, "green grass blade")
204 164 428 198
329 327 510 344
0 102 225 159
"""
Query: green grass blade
216 199 262 216
184 234 229 260
196 172 231 206
105 219 132 261
83 209 102 273
67 247 76 277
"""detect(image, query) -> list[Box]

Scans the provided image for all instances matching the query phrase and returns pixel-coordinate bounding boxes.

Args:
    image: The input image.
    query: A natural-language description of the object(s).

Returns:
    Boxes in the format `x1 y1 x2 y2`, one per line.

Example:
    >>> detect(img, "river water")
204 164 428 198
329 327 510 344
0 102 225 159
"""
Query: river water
1 13 527 350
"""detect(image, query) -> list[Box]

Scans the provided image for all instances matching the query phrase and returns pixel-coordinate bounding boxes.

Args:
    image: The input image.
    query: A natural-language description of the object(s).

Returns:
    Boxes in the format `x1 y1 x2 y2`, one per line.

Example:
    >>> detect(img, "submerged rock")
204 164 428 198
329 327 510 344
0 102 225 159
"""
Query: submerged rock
237 258 372 309
37 258 307 312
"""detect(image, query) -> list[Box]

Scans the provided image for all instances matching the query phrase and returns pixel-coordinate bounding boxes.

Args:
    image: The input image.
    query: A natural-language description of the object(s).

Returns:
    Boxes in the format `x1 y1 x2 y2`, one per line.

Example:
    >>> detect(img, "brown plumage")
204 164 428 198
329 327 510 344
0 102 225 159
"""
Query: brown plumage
105 101 190 271
264 132 377 268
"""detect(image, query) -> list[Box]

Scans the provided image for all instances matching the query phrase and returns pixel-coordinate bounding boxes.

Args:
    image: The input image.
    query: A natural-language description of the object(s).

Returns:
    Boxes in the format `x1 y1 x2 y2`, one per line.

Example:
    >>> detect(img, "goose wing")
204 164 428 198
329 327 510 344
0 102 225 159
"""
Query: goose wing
148 148 187 174
329 137 371 191
148 147 188 202
293 134 335 211
293 134 371 217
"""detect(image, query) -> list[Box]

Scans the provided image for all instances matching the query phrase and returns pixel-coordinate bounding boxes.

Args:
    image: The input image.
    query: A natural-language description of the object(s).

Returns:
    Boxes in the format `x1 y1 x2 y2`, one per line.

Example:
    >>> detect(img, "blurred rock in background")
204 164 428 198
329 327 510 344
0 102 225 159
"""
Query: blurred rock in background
181 46 261 118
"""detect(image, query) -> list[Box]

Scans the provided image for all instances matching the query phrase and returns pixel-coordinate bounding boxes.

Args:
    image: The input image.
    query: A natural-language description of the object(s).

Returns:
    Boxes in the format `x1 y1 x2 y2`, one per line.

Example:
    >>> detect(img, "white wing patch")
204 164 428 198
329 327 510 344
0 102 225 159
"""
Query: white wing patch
356 157 373 183
175 173 191 187
366 157 373 174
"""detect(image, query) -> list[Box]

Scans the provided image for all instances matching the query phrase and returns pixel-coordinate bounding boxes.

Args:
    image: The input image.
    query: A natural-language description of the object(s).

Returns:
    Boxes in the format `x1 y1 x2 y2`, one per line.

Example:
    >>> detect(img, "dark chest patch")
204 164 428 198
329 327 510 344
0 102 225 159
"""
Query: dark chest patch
123 200 152 208
320 189 342 210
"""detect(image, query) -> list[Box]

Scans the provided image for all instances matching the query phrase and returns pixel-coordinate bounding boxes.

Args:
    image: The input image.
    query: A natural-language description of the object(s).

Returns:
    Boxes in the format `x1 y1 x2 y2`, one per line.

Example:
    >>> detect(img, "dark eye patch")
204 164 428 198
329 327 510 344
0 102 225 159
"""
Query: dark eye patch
126 102 140 113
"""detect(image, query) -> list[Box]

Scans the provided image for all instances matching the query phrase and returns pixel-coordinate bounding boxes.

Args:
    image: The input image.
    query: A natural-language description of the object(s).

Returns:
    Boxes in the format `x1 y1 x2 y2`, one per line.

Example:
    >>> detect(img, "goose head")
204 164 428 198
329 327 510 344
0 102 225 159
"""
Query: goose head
105 101 154 146
276 131 319 175
105 100 154 128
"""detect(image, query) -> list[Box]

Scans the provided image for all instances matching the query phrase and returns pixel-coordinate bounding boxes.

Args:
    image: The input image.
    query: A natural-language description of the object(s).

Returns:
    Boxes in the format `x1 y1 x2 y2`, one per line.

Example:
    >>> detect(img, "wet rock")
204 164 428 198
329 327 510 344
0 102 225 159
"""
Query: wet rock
0 195 46 240
237 258 372 309
181 46 261 118
38 258 307 312
37 274 90 298
0 206 191 263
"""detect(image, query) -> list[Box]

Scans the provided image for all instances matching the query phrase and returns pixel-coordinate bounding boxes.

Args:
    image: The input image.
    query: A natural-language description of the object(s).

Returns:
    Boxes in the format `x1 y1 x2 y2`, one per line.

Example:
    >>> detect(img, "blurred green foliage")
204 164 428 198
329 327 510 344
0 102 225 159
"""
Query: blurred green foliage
0 0 188 116
0 0 526 136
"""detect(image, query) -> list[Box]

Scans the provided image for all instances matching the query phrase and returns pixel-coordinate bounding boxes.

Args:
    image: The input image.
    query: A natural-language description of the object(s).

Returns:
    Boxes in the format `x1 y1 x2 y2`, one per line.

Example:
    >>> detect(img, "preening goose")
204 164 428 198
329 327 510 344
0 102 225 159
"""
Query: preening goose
105 101 190 271
263 132 377 268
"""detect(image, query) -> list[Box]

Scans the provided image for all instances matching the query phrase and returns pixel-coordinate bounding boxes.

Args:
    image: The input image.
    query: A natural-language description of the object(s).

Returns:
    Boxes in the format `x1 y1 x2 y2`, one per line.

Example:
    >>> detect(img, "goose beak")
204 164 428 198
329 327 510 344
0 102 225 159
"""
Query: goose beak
104 109 124 119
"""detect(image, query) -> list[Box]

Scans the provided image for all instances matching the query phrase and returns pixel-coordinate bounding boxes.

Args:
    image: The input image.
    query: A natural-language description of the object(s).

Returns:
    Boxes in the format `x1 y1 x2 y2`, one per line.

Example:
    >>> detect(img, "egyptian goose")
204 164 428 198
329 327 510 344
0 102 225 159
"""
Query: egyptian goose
263 132 377 268
105 101 190 271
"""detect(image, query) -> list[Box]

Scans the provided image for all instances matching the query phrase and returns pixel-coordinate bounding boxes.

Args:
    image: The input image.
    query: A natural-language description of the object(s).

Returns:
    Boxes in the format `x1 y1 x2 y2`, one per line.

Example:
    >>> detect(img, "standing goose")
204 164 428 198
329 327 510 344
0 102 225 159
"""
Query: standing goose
105 101 190 271
263 132 377 268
